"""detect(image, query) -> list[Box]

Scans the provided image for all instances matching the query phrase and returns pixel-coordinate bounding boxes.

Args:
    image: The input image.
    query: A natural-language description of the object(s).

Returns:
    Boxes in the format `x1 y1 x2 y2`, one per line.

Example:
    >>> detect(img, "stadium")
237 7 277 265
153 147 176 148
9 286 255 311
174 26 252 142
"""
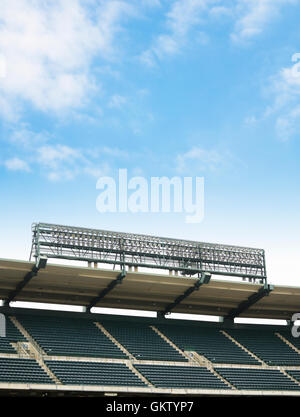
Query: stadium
0 222 300 398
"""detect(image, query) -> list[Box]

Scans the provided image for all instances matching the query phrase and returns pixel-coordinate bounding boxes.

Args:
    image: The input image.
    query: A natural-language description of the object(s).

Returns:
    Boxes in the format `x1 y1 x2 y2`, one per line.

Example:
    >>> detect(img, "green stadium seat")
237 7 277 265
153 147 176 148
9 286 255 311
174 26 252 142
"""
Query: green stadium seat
101 320 187 361
156 323 259 364
45 360 146 386
135 364 230 389
217 368 300 391
227 328 300 366
0 357 54 384
16 314 128 359
0 317 26 354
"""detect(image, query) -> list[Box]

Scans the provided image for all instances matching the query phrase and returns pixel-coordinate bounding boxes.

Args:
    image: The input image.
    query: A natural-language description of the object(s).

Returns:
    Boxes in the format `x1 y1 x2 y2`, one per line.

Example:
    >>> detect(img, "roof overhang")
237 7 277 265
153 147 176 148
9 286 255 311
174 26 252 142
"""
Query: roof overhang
0 258 298 320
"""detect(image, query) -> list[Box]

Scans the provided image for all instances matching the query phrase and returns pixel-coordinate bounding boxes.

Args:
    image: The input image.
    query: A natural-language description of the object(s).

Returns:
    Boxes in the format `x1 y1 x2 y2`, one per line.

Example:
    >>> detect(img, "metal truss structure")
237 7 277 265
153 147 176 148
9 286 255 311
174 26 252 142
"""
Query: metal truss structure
30 223 267 283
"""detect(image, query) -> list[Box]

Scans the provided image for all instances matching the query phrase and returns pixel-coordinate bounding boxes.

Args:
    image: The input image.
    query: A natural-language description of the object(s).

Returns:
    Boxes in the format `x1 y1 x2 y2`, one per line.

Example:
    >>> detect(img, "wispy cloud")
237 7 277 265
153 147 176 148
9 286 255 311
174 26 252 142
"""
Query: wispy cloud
176 146 234 174
8 125 49 148
0 0 136 120
4 157 30 172
140 0 213 67
36 144 114 181
264 53 300 140
231 0 299 43
2 125 132 181
37 145 81 169
140 0 299 67
108 94 128 109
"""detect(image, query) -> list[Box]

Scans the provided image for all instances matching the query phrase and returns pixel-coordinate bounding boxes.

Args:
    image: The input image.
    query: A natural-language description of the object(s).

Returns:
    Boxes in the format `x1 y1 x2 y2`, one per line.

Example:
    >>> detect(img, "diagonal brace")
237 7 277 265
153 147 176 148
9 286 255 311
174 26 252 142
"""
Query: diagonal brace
86 270 127 313
225 283 274 320
159 272 211 317
4 256 47 306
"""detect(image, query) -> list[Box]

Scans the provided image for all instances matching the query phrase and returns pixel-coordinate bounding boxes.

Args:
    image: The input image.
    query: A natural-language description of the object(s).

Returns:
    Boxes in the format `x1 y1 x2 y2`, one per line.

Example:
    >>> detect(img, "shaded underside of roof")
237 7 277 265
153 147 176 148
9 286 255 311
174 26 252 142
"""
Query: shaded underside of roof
0 258 298 320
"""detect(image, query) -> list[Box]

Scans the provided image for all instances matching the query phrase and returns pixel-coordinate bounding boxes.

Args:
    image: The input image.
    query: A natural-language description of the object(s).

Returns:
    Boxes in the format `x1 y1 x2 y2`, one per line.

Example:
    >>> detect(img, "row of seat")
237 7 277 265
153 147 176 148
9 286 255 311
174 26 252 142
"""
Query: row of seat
216 368 300 391
134 364 230 389
1 355 300 391
0 358 54 384
45 360 146 386
156 324 260 364
227 329 300 365
0 317 26 354
101 320 187 361
16 315 127 359
2 313 300 367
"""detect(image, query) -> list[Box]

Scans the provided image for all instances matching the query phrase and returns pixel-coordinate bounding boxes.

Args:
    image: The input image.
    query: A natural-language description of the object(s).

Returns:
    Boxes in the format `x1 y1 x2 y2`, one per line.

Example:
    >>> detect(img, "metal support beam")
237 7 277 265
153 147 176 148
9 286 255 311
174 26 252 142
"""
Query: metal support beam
159 272 211 317
4 256 47 306
225 283 274 320
86 270 127 313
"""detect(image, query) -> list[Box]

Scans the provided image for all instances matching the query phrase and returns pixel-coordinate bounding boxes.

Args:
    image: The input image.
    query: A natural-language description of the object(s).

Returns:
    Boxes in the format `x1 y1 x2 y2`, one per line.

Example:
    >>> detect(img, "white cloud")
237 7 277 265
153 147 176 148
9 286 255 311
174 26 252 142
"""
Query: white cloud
140 0 299 66
140 0 161 7
4 140 129 181
108 94 128 109
265 53 300 140
166 0 208 36
209 5 232 17
140 50 157 67
244 115 258 125
0 0 136 119
4 157 30 172
140 0 214 66
37 145 81 169
176 146 232 174
36 143 112 181
8 125 49 148
0 54 7 78
231 0 299 43
46 169 76 182
83 162 111 179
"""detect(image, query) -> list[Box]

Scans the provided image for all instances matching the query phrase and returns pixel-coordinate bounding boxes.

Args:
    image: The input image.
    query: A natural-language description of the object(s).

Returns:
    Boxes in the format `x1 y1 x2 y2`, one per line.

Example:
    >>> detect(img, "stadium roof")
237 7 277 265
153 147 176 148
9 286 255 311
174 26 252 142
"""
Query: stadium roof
0 258 298 320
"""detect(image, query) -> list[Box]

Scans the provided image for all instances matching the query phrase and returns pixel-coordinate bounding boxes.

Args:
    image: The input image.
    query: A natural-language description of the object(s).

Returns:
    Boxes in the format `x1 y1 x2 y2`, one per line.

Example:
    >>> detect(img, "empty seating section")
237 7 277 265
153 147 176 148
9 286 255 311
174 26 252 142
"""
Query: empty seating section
101 320 187 361
156 324 259 364
135 364 229 389
2 312 300 393
16 315 127 359
0 317 26 354
45 360 146 386
286 370 300 384
227 328 300 365
278 329 300 351
217 368 300 391
0 358 54 384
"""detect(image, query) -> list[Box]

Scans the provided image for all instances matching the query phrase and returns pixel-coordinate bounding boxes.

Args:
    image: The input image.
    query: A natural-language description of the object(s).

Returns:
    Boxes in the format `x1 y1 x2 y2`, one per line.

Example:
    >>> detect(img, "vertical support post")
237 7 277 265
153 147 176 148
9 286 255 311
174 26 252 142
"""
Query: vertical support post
198 244 203 275
120 237 126 274
36 224 40 262
263 249 267 284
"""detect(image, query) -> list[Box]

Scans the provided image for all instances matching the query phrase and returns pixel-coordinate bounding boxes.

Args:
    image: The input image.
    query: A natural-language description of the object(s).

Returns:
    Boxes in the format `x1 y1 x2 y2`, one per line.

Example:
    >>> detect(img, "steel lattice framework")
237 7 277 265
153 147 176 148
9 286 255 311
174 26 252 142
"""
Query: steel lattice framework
30 223 267 281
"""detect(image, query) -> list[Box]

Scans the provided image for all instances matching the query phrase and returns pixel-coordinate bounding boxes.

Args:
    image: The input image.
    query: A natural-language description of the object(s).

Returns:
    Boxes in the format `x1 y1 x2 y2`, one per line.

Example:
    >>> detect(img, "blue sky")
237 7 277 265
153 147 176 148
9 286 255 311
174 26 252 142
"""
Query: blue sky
0 0 300 287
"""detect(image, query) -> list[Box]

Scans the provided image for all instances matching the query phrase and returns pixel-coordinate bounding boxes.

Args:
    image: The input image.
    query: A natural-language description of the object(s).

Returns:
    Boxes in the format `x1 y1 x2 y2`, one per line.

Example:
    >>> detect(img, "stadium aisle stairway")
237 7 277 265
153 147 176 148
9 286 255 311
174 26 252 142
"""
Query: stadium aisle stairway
226 328 300 366
156 323 259 364
286 370 300 385
100 320 188 361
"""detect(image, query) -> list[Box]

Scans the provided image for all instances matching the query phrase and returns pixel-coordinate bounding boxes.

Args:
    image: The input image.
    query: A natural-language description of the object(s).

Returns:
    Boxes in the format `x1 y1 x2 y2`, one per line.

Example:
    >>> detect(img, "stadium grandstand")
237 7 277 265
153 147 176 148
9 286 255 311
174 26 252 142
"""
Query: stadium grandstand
0 222 300 397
